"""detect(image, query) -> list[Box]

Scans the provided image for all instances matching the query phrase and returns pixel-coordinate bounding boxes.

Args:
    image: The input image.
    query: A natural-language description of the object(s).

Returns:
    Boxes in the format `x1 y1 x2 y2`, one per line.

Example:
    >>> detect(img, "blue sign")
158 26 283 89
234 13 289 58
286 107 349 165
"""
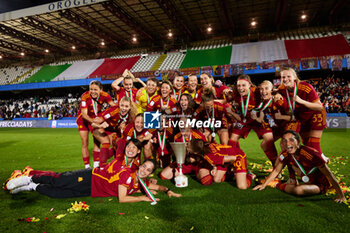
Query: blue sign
143 111 161 129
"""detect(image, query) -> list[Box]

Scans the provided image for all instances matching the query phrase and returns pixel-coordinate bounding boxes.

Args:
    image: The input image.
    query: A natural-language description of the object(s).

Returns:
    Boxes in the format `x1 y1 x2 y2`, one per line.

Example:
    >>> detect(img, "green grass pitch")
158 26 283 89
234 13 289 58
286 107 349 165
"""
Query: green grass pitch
0 128 349 233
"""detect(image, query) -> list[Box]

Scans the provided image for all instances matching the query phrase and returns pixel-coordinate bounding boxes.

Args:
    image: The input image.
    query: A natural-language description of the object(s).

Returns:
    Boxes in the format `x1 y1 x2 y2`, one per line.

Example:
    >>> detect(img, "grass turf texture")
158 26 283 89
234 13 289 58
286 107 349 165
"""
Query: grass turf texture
0 128 349 233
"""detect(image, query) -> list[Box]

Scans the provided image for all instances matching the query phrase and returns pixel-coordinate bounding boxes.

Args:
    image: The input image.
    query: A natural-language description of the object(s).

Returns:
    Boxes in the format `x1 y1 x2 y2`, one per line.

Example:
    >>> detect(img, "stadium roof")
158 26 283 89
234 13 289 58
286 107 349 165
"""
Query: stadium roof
0 0 350 64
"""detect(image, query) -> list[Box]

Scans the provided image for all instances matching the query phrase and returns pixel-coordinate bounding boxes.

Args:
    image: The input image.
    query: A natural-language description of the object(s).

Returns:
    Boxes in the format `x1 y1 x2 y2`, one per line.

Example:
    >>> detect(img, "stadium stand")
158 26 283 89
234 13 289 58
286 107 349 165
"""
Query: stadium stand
131 54 161 72
158 52 186 70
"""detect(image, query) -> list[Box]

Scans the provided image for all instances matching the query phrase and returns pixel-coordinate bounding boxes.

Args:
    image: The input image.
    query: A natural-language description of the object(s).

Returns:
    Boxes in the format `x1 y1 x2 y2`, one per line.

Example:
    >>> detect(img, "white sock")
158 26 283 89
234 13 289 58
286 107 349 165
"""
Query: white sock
93 161 100 168
85 164 91 169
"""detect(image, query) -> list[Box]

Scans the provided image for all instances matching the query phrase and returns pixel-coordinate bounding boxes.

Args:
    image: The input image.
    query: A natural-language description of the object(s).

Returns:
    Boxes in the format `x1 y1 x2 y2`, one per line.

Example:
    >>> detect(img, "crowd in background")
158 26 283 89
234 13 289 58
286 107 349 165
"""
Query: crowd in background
0 77 349 120
311 77 350 115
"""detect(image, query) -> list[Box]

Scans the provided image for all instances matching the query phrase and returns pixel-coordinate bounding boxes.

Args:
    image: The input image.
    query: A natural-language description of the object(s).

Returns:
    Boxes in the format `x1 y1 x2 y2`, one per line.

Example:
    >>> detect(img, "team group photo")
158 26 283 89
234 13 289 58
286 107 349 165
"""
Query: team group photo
0 0 349 232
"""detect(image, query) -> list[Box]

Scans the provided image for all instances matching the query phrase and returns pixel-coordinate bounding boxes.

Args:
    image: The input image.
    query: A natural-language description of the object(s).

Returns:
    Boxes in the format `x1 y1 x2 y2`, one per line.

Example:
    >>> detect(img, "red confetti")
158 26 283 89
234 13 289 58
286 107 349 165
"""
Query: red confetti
45 217 49 220
54 215 57 218
298 204 305 207
119 213 125 215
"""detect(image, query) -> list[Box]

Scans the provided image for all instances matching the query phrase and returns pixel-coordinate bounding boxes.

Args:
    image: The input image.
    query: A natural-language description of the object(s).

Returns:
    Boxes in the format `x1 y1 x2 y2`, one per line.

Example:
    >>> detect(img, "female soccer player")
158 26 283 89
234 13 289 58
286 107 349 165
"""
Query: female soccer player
184 74 198 99
175 93 197 117
253 130 345 203
92 96 137 167
172 75 186 102
194 90 229 144
228 75 276 165
122 113 153 159
112 69 146 104
135 77 159 113
76 80 115 168
146 80 177 114
278 67 326 154
186 139 254 189
194 72 229 104
7 158 181 203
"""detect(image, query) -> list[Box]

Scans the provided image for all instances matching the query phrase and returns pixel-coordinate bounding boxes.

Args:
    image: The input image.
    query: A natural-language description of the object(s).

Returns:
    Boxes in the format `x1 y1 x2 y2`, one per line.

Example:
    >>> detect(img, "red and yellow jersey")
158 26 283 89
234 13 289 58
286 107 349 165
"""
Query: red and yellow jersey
99 105 130 128
231 87 260 124
114 87 138 104
203 143 244 166
172 86 186 102
279 145 328 186
146 95 177 113
77 91 113 118
278 81 323 123
91 167 148 197
194 85 229 104
174 129 207 142
123 122 151 140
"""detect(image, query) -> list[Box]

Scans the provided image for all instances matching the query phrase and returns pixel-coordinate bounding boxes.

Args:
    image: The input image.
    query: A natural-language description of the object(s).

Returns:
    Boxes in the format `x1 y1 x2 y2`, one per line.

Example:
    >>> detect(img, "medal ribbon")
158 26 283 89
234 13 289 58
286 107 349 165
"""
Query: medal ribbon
206 107 215 133
157 130 166 155
286 83 297 114
182 132 192 143
137 171 157 204
125 90 133 102
292 155 317 177
254 98 273 112
92 95 100 116
160 97 169 109
118 113 129 124
240 89 251 119
174 89 182 101
124 154 134 168
133 130 137 139
146 91 150 104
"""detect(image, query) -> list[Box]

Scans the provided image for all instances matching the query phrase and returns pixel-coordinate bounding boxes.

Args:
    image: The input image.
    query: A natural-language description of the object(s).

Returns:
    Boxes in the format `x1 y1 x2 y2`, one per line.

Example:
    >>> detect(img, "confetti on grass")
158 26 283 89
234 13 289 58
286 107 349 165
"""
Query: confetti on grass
67 201 89 213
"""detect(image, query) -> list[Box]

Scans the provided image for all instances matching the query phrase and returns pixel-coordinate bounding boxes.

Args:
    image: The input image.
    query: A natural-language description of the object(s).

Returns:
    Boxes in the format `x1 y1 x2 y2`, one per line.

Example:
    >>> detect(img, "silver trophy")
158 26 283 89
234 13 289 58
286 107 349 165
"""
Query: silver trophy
170 142 188 187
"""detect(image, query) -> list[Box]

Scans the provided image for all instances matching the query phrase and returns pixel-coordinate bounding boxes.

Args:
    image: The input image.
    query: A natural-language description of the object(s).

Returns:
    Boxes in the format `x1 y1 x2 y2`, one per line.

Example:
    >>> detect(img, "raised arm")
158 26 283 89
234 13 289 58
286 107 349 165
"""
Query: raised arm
111 77 124 92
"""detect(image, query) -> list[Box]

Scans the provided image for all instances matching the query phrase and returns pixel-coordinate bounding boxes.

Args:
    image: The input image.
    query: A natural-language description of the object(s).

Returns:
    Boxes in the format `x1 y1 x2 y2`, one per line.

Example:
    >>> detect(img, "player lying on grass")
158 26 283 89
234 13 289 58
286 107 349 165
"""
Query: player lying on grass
185 139 255 189
5 158 181 203
253 130 345 203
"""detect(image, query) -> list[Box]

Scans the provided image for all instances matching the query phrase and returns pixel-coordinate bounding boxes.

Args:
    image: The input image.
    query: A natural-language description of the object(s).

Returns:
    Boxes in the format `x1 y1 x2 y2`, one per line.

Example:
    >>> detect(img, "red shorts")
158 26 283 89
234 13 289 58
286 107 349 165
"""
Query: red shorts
233 153 247 173
76 115 93 133
300 109 327 133
309 172 331 194
230 121 272 139
273 121 301 140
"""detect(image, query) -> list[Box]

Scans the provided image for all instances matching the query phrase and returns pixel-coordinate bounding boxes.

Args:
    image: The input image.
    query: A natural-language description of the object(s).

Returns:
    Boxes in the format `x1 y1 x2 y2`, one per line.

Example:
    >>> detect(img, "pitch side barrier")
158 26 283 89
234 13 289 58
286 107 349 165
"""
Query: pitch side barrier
0 114 349 129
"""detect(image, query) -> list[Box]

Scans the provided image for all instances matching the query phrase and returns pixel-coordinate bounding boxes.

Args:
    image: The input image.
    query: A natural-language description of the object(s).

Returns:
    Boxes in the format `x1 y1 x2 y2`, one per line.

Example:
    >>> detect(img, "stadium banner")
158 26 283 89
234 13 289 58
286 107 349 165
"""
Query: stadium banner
179 67 200 76
326 116 348 129
0 120 78 128
51 120 77 128
0 120 50 128
0 0 108 22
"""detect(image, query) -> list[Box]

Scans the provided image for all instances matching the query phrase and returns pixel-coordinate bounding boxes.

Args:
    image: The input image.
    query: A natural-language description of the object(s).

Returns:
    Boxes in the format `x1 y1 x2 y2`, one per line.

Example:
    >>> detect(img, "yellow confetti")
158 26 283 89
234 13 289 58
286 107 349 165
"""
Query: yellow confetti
67 201 89 213
108 198 113 201
190 226 194 231
31 217 40 222
145 216 149 219
56 214 66 219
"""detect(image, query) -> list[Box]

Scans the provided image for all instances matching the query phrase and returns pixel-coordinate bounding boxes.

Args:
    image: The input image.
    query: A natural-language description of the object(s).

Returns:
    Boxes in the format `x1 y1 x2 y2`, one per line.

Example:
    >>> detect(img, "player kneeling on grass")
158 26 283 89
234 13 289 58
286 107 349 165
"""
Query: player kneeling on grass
253 130 345 203
5 158 181 203
186 139 255 189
